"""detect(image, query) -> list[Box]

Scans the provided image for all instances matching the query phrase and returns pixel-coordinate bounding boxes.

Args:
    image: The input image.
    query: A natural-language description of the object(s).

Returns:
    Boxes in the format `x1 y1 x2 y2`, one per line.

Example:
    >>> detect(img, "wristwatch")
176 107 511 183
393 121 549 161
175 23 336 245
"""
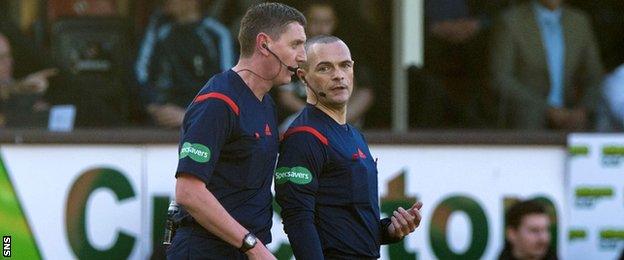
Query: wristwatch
239 232 257 252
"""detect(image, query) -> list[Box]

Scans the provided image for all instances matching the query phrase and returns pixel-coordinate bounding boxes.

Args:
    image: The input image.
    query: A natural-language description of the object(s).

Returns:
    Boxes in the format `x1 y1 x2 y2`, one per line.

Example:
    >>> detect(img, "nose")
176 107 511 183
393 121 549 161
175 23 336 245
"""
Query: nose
296 47 306 64
332 67 345 81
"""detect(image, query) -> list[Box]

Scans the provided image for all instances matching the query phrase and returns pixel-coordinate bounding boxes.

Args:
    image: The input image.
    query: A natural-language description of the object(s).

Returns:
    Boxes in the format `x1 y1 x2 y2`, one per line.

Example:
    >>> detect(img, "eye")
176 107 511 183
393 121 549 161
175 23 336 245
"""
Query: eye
317 66 330 72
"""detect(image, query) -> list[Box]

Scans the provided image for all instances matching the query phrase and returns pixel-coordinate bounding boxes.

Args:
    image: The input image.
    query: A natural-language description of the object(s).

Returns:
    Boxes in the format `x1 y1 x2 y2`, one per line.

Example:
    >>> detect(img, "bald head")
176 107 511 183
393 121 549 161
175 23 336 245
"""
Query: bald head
300 35 345 70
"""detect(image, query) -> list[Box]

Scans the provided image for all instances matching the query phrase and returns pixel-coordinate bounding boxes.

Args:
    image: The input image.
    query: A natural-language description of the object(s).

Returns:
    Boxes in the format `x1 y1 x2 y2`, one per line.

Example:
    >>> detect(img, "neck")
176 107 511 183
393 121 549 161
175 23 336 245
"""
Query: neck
175 11 201 24
537 1 560 11
512 248 538 260
232 57 274 101
314 101 347 125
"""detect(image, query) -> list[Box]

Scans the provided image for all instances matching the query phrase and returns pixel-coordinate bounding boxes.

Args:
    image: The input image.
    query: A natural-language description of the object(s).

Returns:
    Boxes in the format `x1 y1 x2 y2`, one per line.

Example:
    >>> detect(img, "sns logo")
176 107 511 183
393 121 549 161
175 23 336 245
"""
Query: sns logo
2 236 10 257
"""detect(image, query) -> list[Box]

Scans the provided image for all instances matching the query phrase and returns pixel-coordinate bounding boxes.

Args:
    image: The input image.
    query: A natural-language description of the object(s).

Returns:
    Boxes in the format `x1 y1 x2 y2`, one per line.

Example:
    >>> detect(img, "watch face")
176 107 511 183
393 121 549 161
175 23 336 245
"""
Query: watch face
244 235 256 246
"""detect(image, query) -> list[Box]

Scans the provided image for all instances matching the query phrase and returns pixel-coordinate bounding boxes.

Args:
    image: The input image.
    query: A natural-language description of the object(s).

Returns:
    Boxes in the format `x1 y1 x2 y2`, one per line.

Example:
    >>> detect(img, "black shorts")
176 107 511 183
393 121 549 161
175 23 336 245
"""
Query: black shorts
166 226 247 260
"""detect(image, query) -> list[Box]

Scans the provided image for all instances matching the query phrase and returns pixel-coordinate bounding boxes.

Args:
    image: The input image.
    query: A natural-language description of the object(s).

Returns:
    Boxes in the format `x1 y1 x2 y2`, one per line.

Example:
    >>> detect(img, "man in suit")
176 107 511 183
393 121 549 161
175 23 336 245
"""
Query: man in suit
490 0 603 130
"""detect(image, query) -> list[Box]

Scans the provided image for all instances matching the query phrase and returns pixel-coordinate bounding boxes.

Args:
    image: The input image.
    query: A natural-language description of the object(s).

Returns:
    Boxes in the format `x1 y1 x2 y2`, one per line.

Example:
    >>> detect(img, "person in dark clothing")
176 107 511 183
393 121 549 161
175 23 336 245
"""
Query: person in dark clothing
168 3 306 259
0 30 57 128
499 199 558 260
135 0 235 128
275 35 422 259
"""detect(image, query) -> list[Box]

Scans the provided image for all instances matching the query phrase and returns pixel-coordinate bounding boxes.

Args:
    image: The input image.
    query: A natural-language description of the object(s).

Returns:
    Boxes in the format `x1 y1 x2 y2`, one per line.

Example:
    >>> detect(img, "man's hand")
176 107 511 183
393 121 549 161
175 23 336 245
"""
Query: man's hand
148 103 185 128
565 108 587 130
388 201 423 239
245 241 276 260
547 107 588 130
16 68 58 94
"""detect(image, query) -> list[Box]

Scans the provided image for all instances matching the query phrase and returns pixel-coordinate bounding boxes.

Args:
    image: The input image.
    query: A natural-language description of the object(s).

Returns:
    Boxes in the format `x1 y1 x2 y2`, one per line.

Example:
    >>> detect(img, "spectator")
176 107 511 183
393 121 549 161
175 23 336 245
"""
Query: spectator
566 0 624 72
277 1 374 132
423 0 509 128
0 32 57 128
135 0 235 128
499 199 557 260
490 0 603 130
596 63 624 131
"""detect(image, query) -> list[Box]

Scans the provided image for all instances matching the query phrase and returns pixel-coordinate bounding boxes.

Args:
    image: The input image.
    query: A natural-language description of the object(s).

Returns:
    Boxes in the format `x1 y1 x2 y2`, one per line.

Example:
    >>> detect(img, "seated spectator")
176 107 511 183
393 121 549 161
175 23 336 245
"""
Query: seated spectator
424 0 508 128
0 33 57 128
135 0 235 128
499 199 557 260
277 1 374 132
596 63 624 131
490 0 603 130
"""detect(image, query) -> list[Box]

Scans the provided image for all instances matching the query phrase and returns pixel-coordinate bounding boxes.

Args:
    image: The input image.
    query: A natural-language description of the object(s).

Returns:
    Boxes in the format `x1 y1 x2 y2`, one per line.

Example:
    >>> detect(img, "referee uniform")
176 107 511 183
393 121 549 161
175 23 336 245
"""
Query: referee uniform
275 104 400 260
167 69 278 259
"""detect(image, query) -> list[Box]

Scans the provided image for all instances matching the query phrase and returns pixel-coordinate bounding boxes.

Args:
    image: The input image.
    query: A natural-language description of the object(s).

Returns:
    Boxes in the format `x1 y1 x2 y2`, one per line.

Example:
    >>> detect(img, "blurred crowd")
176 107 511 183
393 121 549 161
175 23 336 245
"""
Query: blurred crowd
0 0 622 131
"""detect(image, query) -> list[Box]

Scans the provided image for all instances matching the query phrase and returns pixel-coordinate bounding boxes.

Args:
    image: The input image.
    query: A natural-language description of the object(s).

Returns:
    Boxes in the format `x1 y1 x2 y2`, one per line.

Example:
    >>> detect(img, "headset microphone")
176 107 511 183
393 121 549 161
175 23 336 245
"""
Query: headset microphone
302 77 327 98
263 43 299 73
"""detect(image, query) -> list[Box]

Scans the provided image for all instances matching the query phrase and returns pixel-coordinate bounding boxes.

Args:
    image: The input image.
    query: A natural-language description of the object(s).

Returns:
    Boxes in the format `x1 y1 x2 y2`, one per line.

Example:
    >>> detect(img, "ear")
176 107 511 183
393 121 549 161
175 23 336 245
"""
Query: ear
297 68 307 84
506 227 517 243
256 33 271 56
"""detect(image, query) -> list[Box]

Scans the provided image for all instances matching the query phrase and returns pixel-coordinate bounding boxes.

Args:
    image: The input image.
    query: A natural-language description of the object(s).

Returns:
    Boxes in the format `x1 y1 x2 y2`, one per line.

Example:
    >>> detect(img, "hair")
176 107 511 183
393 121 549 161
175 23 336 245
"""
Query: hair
505 199 548 230
238 2 306 58
300 34 343 69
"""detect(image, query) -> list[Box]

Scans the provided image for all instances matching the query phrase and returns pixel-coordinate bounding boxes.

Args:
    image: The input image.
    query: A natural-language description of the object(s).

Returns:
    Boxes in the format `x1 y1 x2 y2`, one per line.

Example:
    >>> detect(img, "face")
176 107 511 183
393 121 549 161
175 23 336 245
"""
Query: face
164 0 198 19
300 41 354 107
508 214 551 259
538 0 563 10
307 5 337 36
266 22 306 85
0 35 13 81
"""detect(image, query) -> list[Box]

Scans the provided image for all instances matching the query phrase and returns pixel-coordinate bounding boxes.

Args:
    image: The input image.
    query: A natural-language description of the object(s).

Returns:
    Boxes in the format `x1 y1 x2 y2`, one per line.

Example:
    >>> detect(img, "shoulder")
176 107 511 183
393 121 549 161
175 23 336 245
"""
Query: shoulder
190 72 242 116
283 109 329 146
498 3 531 25
563 5 591 24
283 125 329 147
199 17 231 35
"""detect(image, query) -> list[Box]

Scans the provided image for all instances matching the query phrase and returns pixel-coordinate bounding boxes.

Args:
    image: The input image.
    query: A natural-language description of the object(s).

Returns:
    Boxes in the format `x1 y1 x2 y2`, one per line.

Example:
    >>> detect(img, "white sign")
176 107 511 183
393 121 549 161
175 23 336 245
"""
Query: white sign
567 134 624 260
0 144 567 259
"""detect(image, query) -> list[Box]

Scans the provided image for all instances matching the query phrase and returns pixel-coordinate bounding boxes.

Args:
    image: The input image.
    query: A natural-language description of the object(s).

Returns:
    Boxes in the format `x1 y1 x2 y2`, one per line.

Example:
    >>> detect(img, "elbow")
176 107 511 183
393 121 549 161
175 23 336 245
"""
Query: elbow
175 174 201 208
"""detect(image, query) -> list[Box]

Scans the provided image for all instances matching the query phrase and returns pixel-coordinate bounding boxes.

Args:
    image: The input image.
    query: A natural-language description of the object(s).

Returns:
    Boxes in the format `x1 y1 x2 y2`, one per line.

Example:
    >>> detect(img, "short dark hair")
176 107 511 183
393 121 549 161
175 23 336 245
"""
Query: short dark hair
238 2 306 58
505 199 548 230
300 35 344 69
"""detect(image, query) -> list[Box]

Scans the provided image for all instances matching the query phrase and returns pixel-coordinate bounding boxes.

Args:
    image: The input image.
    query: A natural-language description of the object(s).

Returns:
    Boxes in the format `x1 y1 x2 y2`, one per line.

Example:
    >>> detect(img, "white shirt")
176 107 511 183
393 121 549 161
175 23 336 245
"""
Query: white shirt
602 64 624 129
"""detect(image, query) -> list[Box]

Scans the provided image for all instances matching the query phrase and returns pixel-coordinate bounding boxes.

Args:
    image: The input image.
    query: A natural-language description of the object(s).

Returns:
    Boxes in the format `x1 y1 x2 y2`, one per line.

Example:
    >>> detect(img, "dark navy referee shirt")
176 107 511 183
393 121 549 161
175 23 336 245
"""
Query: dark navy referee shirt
175 69 278 244
275 104 397 259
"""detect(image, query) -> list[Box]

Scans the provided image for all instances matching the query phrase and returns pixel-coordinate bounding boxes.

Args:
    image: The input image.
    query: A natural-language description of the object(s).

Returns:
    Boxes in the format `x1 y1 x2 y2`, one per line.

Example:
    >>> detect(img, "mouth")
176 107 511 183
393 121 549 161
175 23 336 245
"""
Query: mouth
330 85 348 91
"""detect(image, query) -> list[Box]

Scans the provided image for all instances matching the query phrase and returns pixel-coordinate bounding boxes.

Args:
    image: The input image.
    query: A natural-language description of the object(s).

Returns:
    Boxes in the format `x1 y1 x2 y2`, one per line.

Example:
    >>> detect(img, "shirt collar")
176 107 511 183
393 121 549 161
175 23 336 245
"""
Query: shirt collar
533 1 562 22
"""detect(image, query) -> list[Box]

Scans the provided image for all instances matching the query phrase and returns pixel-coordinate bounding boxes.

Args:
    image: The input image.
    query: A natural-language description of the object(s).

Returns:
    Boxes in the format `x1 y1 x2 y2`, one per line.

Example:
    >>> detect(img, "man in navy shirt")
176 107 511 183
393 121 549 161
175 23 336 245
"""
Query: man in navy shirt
275 35 423 259
168 3 306 259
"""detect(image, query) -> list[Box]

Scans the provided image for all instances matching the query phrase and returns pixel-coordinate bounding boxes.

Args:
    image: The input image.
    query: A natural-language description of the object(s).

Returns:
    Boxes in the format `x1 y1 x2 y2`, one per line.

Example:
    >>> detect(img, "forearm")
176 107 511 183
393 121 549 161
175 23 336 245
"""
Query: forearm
283 210 323 260
176 177 249 248
347 88 373 123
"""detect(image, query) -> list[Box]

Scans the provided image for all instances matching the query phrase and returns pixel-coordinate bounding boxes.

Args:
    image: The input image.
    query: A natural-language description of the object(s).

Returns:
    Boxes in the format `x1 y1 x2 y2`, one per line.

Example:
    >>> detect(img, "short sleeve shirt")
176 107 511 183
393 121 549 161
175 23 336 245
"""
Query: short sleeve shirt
175 69 279 243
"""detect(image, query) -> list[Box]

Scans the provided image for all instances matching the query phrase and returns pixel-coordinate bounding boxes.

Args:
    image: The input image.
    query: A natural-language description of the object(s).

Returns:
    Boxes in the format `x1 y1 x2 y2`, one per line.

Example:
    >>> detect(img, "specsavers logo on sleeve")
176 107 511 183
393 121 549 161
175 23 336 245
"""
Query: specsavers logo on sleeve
179 142 211 163
275 166 313 185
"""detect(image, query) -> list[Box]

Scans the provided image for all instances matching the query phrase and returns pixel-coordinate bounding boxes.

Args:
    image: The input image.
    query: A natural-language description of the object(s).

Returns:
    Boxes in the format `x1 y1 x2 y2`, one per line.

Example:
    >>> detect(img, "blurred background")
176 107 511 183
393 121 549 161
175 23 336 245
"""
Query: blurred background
0 0 623 259
0 0 621 131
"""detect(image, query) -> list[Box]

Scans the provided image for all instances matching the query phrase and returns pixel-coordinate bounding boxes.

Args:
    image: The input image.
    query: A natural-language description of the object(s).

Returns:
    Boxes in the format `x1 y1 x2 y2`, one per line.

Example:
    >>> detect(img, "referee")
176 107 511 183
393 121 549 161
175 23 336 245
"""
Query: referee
275 35 422 259
168 3 306 259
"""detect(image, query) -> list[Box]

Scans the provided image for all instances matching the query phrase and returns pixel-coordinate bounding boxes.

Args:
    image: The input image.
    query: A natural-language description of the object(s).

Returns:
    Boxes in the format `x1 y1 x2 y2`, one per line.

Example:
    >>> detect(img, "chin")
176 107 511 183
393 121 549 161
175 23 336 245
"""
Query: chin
277 74 293 85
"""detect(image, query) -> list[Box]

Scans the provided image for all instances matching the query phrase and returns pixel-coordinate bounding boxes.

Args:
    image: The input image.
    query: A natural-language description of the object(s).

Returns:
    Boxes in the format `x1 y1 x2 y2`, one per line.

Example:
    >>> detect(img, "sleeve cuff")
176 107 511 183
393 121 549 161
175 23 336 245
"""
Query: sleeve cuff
380 217 403 245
